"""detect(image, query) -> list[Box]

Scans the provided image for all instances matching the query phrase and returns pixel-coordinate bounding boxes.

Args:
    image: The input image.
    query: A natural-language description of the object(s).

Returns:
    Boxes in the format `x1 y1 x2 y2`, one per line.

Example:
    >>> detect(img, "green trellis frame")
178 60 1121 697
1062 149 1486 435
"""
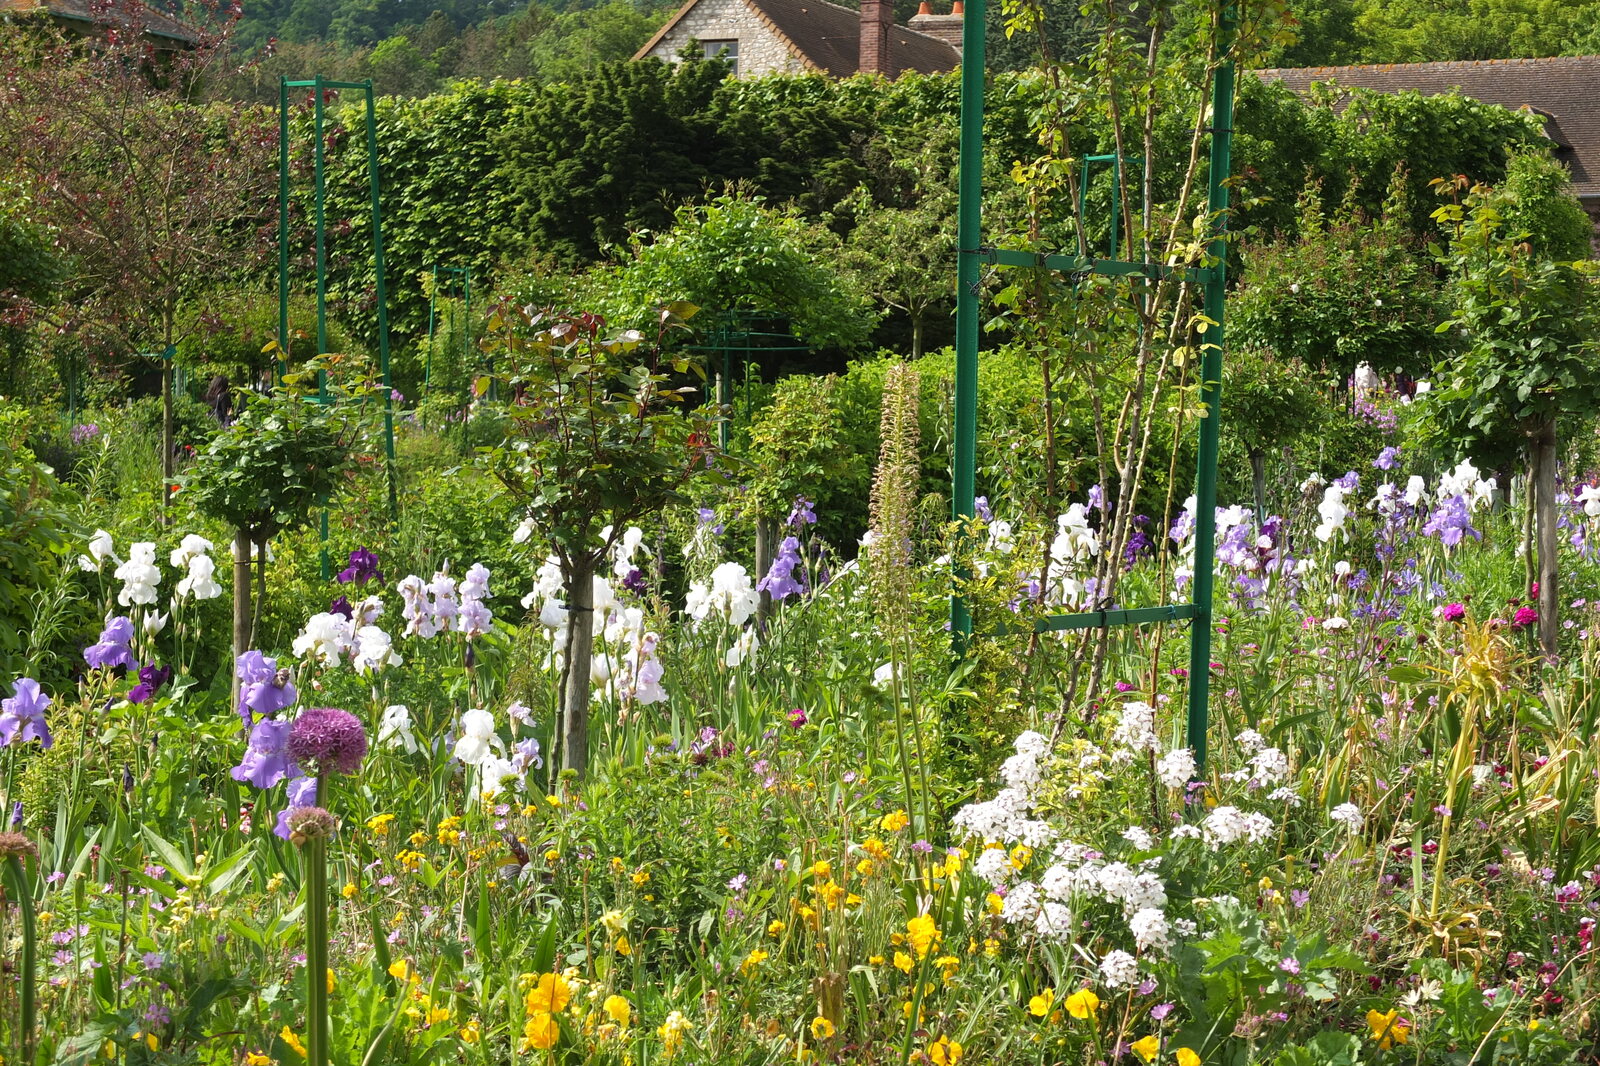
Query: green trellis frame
424 263 472 398
276 75 400 566
949 4 1237 769
686 310 810 451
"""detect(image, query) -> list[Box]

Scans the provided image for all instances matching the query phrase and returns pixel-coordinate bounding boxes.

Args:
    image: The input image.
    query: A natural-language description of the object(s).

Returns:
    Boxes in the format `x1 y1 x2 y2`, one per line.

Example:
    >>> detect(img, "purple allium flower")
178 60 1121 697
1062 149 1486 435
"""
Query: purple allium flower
911 839 934 854
1512 606 1538 630
336 546 383 586
70 423 101 445
787 707 808 729
286 708 367 776
273 777 319 840
230 718 295 790
283 803 336 843
127 663 173 705
83 617 136 671
0 678 52 749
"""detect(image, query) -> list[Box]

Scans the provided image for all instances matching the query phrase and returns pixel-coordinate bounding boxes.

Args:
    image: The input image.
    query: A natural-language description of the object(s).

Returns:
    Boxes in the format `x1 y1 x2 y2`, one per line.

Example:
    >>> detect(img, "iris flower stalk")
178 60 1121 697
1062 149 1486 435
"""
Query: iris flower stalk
0 833 38 1065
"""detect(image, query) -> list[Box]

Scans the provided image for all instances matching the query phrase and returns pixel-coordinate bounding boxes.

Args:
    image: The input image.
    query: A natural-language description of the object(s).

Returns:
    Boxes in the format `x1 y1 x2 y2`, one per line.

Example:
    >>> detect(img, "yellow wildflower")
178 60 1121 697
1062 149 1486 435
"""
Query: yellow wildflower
1009 844 1031 870
340 883 358 900
631 869 651 886
1064 988 1100 1020
807 860 832 880
408 830 429 847
927 1035 962 1066
741 949 769 976
603 994 631 1026
1175 1049 1201 1066
245 1052 275 1066
522 1012 559 1051
525 972 573 1014
934 955 960 983
861 837 889 862
280 1026 307 1058
326 968 335 994
396 849 423 872
544 848 560 863
610 856 625 874
907 914 940 958
768 920 785 937
810 1017 836 1040
1366 1009 1410 1050
615 934 632 956
133 1032 157 1052
893 952 914 974
985 893 1004 916
658 1010 692 1057
366 813 395 836
459 1019 481 1044
546 794 562 807
1028 988 1053 1018
856 858 876 877
815 880 846 909
1130 1035 1160 1062
869 955 886 966
880 809 909 832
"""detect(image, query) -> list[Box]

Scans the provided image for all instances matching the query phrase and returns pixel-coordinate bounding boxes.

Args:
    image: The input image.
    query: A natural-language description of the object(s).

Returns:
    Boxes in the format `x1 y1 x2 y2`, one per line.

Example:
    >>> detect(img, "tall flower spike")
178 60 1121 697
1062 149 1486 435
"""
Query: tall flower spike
867 361 921 632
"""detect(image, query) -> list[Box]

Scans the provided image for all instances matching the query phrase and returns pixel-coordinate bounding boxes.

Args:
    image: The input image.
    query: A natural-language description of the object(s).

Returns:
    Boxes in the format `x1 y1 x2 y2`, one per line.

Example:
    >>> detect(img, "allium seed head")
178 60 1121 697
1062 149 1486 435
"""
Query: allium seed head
285 708 368 776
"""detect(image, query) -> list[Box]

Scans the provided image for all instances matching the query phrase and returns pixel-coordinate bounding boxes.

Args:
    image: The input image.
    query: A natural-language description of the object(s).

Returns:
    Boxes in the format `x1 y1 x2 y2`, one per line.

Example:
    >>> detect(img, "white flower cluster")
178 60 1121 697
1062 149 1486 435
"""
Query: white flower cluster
1437 459 1497 510
1314 483 1351 543
1329 802 1364 832
170 534 223 601
1200 805 1274 847
292 598 395 673
1110 701 1161 759
685 562 760 628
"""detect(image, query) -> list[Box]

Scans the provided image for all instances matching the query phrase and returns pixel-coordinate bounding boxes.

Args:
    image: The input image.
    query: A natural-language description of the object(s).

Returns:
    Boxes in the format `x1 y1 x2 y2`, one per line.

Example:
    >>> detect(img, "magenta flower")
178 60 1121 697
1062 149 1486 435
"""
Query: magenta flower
787 707 808 729
1441 603 1466 623
286 708 367 776
1511 606 1538 630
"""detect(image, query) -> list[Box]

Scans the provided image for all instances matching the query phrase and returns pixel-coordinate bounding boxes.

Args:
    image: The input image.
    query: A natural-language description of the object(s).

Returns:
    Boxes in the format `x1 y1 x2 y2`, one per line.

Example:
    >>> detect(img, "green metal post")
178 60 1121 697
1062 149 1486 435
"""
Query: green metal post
424 264 437 394
277 77 290 382
361 83 399 525
312 76 331 580
1184 4 1236 772
950 0 986 643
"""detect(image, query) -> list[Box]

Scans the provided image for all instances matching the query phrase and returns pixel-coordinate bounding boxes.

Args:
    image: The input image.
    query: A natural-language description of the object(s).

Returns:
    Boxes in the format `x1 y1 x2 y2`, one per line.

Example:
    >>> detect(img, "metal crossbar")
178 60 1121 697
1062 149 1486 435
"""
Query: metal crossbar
949 5 1237 770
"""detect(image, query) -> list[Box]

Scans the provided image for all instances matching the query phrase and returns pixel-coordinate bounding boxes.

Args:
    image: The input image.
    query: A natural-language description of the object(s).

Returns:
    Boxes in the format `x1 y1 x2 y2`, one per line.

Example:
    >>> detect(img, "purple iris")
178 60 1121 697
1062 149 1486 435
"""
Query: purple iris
757 536 807 601
236 651 296 726
230 717 296 790
621 568 648 596
127 663 173 705
336 546 382 586
1374 446 1400 470
272 776 318 840
974 496 993 522
0 678 52 749
83 616 136 671
328 596 355 620
786 496 817 529
1087 483 1105 513
1334 470 1360 491
1422 494 1480 549
696 508 724 535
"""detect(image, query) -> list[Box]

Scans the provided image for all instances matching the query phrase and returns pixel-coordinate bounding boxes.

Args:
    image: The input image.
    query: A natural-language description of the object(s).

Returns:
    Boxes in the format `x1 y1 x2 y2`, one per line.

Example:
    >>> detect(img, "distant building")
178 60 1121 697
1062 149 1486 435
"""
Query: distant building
634 0 961 79
1257 57 1600 228
0 0 198 46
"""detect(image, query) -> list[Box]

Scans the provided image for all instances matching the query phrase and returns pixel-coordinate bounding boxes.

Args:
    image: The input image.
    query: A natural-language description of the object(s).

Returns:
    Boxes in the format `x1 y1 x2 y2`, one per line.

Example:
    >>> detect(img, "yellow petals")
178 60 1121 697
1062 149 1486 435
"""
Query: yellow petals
1176 1049 1201 1066
614 934 632 956
245 1052 276 1066
1130 1035 1160 1062
810 1016 836 1040
280 1026 307 1058
1366 1009 1410 1049
927 1035 962 1066
893 951 914 974
1064 988 1100 1020
524 972 572 1015
459 1019 481 1044
1028 988 1053 1018
907 913 940 958
741 949 769 976
365 813 394 836
326 968 335 994
603 994 631 1026
522 1011 559 1051
340 882 358 900
768 920 786 937
880 810 909 832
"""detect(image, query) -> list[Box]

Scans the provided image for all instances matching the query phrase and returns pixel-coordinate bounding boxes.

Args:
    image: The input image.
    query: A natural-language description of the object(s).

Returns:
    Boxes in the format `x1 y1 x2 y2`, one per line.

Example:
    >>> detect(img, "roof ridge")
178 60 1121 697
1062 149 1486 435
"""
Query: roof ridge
1258 53 1600 77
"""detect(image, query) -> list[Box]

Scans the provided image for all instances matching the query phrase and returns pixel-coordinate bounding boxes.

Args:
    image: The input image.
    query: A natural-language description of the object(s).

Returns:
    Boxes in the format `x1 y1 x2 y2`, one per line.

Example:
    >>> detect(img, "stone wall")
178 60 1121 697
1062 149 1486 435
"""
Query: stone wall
642 0 807 77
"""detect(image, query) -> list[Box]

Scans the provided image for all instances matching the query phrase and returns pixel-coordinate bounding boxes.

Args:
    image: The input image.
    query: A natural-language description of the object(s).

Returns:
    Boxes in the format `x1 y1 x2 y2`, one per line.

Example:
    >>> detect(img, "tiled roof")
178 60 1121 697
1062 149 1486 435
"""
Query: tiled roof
636 0 959 77
1256 56 1600 198
0 0 199 42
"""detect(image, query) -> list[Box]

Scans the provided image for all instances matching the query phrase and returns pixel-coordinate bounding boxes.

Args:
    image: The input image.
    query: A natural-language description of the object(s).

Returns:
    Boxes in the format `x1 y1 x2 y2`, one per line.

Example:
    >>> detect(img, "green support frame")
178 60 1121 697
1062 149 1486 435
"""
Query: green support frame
950 4 1236 769
423 263 473 399
277 76 400 577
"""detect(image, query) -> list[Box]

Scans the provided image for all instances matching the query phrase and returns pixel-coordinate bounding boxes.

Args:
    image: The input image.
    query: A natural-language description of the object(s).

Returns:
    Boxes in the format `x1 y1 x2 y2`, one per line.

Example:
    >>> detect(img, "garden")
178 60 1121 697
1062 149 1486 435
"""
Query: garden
6 0 1600 1063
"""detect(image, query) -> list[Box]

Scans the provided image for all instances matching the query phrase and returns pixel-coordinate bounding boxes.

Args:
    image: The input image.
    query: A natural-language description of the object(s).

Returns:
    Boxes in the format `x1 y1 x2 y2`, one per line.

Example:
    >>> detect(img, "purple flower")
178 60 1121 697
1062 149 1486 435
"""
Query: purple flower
974 496 993 522
1334 470 1360 491
758 536 807 602
230 718 295 790
143 1003 170 1026
272 776 319 840
511 737 543 773
286 708 367 776
328 596 354 620
70 423 101 445
237 653 296 727
621 568 648 595
1374 446 1400 470
911 839 933 854
786 496 817 529
336 547 382 586
83 617 136 671
1512 606 1538 630
127 663 173 705
0 678 52 749
1422 495 1480 549
1290 888 1310 909
787 707 808 729
727 873 749 895
1087 483 1105 513
696 508 724 535
1150 1002 1175 1021
1442 602 1467 623
1279 957 1301 975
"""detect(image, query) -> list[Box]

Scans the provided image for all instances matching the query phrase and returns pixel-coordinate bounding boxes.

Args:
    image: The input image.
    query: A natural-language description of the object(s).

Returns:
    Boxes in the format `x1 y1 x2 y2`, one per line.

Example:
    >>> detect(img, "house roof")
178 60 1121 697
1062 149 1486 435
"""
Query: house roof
1256 56 1600 199
635 0 959 77
0 0 199 43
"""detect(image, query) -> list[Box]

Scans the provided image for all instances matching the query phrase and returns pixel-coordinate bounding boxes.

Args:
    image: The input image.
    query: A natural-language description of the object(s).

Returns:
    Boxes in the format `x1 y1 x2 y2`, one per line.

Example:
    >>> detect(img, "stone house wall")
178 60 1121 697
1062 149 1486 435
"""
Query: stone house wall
639 0 807 77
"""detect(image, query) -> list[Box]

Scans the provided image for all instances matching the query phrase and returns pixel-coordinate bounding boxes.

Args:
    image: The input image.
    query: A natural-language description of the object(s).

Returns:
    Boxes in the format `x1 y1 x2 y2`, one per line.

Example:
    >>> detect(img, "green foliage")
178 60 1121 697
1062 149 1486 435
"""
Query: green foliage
601 194 877 353
743 374 866 533
0 405 75 683
1221 348 1326 459
182 391 357 541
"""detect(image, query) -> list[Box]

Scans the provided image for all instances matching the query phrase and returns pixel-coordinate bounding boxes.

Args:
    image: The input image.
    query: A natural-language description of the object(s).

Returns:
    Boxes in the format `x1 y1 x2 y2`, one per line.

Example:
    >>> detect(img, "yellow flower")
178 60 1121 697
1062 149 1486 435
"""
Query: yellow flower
658 1010 692 1057
1028 988 1054 1018
340 882 358 900
815 879 846 909
459 1019 481 1044
245 1052 276 1066
768 920 785 937
861 837 890 861
893 952 914 974
927 1035 962 1066
1009 844 1032 870
326 968 336 994
1130 1035 1160 1062
907 914 940 958
869 955 886 966
1175 1049 1201 1066
1064 988 1100 1020
603 994 631 1026
546 794 562 807
856 858 876 877
985 893 1004 916
544 849 560 863
810 1016 836 1040
983 938 1000 957
366 813 395 836
408 830 429 847
133 1032 158 1052
880 809 909 832
631 869 651 886
741 949 769 976
610 856 625 874
396 849 423 872
522 1011 559 1051
1366 1009 1410 1050
934 955 960 983
427 1003 453 1026
614 934 632 956
807 860 832 880
388 959 416 983
280 1026 307 1058
525 973 573 1014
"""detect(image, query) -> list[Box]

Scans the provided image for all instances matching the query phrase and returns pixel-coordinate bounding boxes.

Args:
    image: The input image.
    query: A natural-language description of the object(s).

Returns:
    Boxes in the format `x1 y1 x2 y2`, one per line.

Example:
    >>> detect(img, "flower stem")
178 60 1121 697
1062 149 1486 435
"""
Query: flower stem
4 854 35 1066
305 836 330 1066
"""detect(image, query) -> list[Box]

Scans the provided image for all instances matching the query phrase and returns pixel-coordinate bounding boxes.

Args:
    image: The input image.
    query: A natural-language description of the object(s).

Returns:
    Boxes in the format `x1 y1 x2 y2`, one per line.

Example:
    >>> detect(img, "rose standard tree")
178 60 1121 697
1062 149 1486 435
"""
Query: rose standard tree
484 303 717 777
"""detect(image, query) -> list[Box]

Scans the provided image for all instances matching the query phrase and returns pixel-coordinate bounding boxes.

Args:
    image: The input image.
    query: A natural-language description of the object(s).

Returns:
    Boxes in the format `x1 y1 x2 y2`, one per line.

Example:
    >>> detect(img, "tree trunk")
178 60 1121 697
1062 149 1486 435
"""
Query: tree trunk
560 561 596 778
1249 451 1266 525
231 530 253 708
911 314 924 361
1532 422 1559 660
161 361 175 524
754 518 774 628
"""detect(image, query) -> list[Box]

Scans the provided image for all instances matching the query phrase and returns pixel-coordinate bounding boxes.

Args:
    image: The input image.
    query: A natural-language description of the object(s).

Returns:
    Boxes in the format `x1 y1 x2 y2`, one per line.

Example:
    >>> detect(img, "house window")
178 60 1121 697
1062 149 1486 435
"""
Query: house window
702 39 738 74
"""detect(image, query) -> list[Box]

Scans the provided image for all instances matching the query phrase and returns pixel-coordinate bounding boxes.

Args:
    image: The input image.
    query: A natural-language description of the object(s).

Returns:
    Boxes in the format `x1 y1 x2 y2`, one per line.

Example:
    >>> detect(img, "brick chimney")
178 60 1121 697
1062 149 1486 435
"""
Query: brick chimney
907 0 963 53
859 0 891 75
